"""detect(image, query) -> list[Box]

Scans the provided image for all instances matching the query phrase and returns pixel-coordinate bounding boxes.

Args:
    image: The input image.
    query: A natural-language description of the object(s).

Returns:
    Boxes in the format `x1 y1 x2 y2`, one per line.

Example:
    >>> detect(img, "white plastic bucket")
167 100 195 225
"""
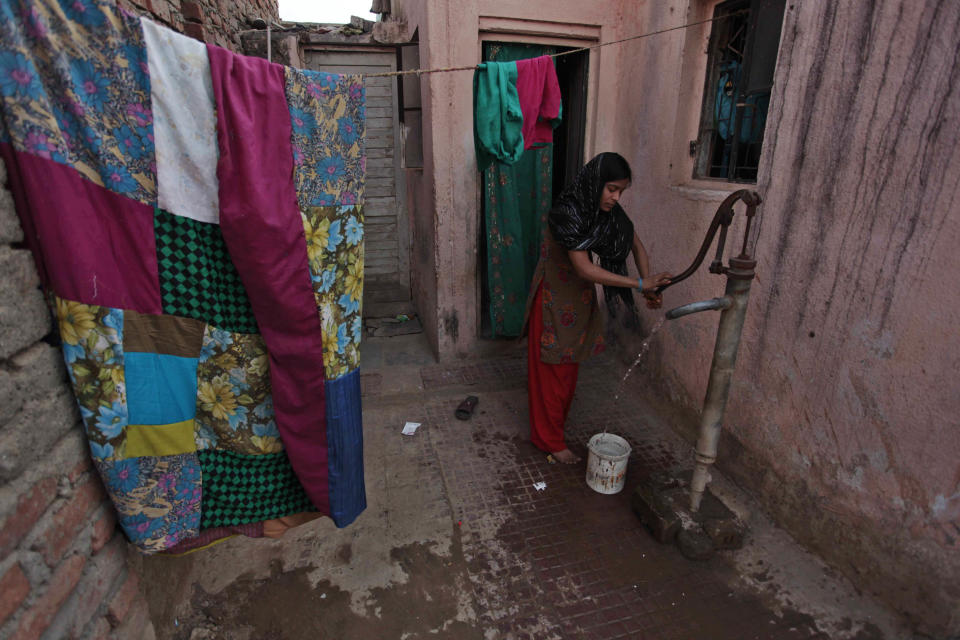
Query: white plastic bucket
585 433 632 494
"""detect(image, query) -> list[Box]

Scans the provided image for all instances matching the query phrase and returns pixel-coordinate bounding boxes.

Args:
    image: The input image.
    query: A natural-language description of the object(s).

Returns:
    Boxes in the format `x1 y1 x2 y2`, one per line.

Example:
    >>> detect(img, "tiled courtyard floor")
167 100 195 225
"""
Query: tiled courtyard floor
137 334 911 639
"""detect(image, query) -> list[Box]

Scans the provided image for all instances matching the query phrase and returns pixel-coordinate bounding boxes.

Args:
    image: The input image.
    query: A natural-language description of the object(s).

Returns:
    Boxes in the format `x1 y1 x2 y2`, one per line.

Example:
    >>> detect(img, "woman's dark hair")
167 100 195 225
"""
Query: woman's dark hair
549 152 637 320
596 152 632 187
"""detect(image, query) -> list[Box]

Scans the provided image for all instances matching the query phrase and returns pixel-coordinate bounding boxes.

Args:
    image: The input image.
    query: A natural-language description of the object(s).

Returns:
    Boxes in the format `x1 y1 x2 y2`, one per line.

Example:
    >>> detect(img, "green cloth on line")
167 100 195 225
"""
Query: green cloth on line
473 61 523 168
482 43 558 337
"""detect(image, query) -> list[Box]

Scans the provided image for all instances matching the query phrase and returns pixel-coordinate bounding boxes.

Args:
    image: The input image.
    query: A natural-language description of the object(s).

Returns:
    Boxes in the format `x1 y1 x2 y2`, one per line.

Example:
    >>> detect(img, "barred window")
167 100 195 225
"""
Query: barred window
693 0 786 182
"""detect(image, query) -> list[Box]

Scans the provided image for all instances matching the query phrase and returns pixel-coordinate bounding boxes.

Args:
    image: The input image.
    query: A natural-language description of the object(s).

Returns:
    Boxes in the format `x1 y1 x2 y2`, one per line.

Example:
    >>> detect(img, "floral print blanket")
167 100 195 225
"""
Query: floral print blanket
0 0 366 553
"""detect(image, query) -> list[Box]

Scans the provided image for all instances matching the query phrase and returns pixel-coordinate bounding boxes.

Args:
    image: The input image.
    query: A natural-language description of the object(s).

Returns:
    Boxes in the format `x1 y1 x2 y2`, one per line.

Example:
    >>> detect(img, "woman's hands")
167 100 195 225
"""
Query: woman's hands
631 234 671 308
568 250 672 310
640 272 671 309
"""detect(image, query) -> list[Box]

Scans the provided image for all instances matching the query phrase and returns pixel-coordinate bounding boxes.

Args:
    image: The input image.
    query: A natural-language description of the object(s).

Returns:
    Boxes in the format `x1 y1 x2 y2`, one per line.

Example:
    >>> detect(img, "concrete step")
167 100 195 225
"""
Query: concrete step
363 280 414 317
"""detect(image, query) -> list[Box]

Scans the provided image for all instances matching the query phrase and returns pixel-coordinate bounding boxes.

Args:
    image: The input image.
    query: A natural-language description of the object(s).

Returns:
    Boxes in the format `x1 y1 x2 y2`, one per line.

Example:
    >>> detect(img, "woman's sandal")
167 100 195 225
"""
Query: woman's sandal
455 395 479 420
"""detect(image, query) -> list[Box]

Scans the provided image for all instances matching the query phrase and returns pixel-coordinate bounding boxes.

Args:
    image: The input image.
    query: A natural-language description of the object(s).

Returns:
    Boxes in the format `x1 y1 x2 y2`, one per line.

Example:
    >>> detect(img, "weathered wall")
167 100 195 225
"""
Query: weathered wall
0 157 153 638
381 0 438 352
615 1 960 635
387 0 477 358
389 0 630 359
0 1 278 637
118 0 278 52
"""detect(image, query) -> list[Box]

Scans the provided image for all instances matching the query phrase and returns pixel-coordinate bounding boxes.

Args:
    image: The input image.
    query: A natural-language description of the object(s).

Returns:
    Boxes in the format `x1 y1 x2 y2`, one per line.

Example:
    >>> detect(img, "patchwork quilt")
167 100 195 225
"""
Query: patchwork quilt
0 0 367 552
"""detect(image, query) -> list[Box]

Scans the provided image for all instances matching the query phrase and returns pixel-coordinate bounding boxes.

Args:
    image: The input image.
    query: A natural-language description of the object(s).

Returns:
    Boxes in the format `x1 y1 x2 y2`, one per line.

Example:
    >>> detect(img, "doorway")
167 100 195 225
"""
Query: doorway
479 42 589 338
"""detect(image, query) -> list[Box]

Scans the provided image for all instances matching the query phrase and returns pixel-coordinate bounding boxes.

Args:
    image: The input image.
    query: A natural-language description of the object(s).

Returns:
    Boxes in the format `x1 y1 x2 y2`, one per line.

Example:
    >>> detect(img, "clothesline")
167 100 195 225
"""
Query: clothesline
362 11 748 78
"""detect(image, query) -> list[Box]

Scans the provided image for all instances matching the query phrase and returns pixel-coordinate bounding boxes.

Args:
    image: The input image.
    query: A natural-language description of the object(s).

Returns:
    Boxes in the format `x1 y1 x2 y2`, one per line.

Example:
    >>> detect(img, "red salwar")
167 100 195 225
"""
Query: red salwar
527 284 579 453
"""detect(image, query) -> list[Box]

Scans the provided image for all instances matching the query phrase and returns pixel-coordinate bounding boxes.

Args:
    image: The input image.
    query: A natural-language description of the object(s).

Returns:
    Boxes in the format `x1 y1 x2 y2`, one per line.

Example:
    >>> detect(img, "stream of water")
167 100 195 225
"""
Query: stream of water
613 316 666 404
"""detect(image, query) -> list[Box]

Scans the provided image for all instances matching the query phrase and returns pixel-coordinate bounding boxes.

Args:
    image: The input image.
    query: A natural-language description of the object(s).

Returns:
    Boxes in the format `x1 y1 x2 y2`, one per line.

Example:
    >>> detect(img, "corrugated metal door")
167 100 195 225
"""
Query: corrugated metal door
303 48 409 299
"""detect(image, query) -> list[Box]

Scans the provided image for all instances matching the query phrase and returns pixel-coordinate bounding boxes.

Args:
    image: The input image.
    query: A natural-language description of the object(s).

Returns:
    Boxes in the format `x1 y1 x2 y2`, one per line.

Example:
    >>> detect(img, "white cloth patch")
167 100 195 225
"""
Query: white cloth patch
401 422 421 436
142 19 220 224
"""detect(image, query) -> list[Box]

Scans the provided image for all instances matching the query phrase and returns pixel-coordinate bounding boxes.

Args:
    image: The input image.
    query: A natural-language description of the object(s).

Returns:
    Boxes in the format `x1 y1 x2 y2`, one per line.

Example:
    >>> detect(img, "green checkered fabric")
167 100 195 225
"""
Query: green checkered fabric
198 450 316 528
154 209 259 333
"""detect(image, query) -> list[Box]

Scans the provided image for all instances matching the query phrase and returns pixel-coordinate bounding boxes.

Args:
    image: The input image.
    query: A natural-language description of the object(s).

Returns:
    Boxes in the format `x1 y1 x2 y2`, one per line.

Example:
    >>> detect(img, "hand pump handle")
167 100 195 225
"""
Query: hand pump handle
654 189 762 294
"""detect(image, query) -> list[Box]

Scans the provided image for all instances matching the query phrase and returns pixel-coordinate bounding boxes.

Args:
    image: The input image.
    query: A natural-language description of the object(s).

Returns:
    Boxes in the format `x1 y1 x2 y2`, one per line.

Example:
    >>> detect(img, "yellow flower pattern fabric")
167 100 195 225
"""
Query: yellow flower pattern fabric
195 326 283 455
56 296 129 460
2 4 368 552
302 205 364 379
286 66 366 380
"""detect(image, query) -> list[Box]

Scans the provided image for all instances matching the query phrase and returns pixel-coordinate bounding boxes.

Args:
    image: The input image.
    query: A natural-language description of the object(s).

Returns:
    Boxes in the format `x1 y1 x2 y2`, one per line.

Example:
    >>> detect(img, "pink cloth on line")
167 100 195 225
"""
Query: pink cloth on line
515 56 562 149
0 144 163 313
206 46 331 515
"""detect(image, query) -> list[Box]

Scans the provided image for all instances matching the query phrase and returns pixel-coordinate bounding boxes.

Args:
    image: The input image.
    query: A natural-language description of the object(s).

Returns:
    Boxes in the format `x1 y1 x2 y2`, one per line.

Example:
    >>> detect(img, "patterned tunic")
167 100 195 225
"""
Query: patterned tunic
524 229 606 364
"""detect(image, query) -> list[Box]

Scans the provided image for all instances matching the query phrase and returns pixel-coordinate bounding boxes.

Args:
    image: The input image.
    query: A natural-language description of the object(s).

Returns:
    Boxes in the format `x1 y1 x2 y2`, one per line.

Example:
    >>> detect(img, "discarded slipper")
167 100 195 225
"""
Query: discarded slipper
455 395 479 420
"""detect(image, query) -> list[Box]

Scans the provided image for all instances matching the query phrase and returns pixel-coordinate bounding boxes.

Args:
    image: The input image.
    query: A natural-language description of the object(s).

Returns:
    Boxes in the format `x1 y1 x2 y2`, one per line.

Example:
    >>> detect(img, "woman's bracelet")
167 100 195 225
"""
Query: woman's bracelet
637 276 644 291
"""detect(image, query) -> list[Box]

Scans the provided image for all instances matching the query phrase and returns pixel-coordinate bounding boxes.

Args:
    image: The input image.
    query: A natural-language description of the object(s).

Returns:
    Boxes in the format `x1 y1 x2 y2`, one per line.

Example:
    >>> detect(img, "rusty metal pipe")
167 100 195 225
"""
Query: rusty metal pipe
660 189 761 513
689 265 753 512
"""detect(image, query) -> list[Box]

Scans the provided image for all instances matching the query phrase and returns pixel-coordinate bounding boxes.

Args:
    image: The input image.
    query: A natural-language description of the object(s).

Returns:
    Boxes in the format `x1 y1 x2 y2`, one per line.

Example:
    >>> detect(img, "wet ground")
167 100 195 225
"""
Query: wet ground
136 333 913 639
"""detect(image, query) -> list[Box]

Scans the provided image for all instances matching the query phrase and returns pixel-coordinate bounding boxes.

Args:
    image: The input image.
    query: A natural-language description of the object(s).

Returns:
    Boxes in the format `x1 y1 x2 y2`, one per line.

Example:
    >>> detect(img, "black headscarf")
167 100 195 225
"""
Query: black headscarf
548 153 636 316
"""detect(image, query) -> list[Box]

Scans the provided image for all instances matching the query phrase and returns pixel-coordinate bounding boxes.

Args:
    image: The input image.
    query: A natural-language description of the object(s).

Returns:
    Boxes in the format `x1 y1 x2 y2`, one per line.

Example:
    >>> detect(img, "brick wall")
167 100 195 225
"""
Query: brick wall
0 0 280 636
118 0 280 52
0 157 152 639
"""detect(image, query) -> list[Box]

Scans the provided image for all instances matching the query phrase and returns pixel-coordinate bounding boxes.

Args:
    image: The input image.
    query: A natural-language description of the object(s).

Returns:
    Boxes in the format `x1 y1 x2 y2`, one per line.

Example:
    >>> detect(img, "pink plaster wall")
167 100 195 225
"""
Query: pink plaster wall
613 1 960 634
388 0 481 359
388 0 959 630
391 0 438 353
390 0 629 359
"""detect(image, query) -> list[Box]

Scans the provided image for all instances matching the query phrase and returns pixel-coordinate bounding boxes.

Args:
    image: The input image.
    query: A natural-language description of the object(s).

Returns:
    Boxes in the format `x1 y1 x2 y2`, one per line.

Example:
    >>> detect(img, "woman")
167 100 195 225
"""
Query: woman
524 152 670 464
